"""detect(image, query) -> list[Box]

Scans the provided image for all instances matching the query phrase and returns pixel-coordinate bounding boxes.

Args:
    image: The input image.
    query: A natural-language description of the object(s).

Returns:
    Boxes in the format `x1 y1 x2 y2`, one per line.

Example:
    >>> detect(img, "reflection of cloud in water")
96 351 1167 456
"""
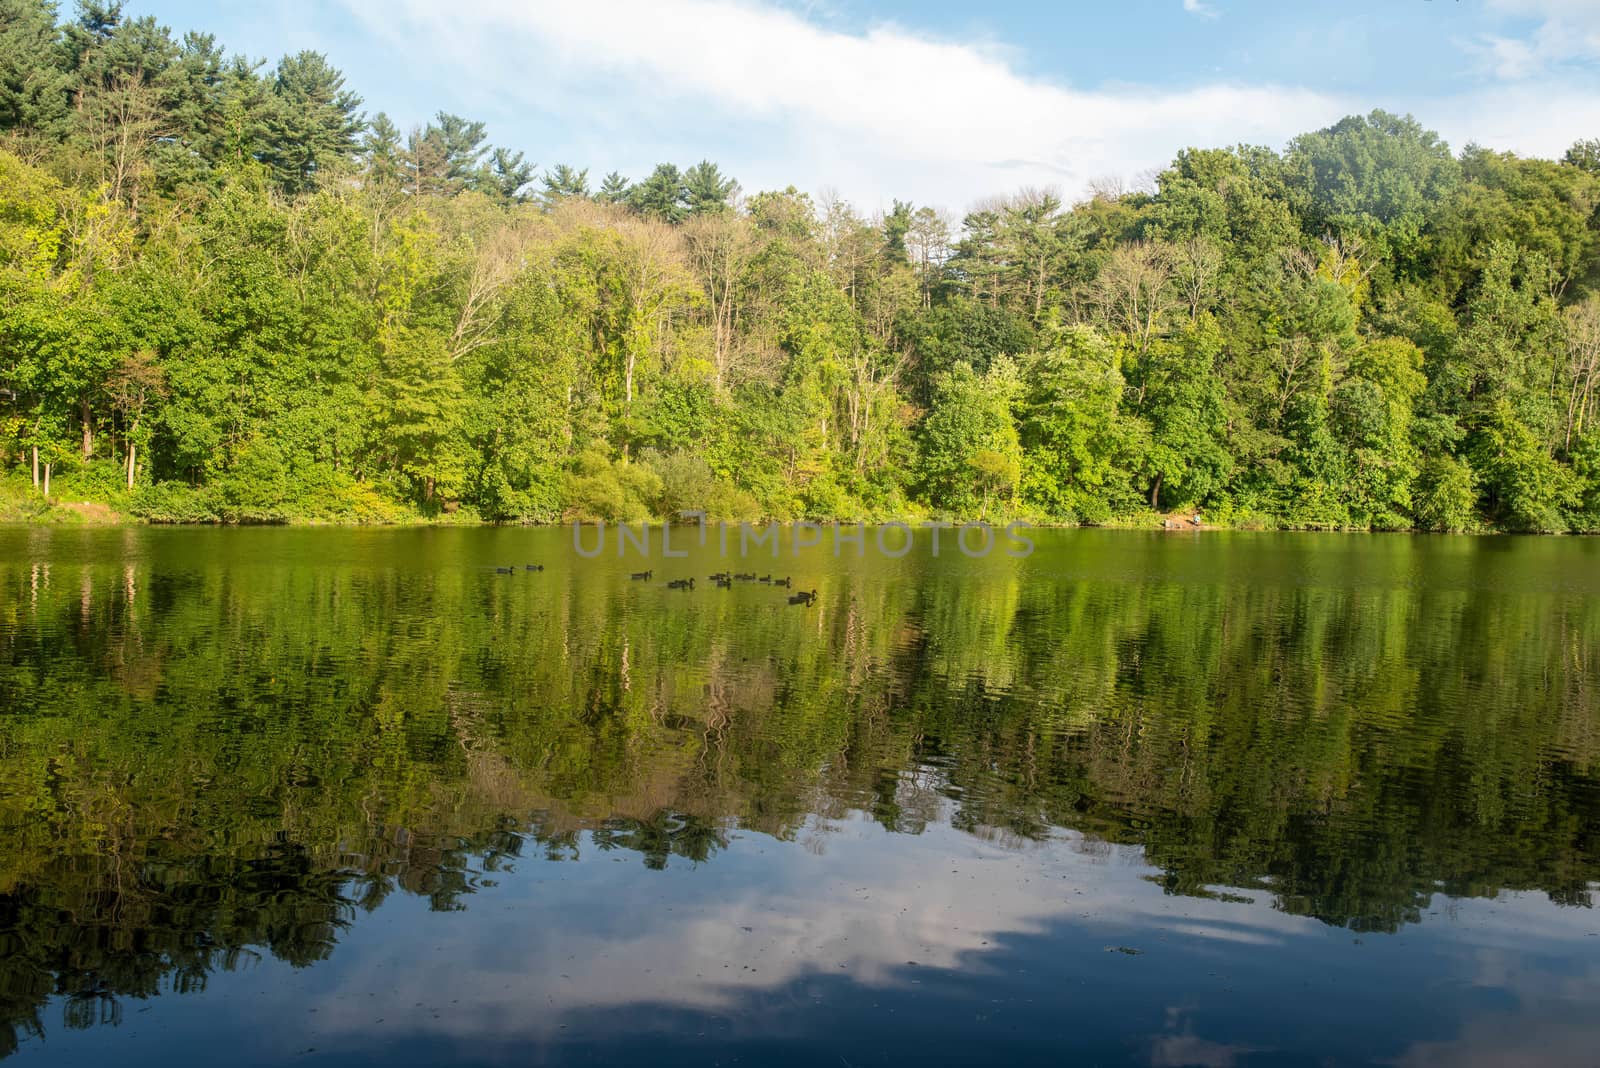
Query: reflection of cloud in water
1149 1031 1265 1068
1384 894 1600 1068
1161 922 1284 947
1390 1002 1600 1068
18 812 1600 1065
308 812 1331 1044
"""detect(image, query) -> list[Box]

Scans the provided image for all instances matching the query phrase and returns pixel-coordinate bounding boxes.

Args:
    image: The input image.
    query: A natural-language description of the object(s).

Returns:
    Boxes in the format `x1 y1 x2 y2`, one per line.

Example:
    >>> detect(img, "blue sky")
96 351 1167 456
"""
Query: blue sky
131 0 1600 212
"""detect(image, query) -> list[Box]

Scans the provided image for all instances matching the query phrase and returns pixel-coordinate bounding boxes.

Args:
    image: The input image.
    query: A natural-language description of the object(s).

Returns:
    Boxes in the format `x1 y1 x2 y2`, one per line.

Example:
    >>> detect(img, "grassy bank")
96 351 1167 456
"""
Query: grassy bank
9 472 1591 534
0 465 464 527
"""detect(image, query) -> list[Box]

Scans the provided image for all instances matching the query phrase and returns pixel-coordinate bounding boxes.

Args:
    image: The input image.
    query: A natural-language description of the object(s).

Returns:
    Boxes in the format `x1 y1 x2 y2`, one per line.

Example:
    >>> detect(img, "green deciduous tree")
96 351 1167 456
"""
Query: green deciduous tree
1017 326 1137 522
915 361 1021 517
1471 399 1578 532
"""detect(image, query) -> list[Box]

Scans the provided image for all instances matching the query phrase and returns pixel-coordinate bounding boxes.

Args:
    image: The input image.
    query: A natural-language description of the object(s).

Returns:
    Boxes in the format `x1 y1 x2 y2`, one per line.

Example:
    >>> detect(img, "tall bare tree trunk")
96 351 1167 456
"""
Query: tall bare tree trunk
81 397 93 459
43 463 51 499
31 446 39 489
126 442 136 490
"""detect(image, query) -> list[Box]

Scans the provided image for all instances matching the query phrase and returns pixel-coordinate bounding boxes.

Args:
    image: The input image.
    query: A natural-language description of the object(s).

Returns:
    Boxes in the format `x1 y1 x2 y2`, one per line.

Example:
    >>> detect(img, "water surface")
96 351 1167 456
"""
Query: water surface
2 526 1598 1065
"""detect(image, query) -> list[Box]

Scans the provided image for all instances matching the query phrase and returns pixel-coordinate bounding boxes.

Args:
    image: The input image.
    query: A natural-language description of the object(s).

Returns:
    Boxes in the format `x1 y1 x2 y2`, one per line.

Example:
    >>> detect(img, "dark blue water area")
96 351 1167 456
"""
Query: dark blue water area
13 816 1597 1067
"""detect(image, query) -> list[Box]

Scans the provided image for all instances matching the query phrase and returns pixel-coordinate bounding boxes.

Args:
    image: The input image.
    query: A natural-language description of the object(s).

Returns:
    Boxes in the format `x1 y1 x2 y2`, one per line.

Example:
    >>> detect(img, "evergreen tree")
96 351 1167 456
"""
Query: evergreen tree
0 0 69 134
485 146 534 201
682 159 736 216
404 111 486 196
882 198 912 263
360 111 403 185
539 162 589 208
628 162 685 222
261 50 363 195
596 170 630 204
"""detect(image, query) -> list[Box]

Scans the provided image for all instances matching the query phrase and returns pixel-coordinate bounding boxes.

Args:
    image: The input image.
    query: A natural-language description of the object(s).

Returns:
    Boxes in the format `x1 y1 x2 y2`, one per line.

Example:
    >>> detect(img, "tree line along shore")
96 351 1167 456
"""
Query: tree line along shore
3 2 1600 531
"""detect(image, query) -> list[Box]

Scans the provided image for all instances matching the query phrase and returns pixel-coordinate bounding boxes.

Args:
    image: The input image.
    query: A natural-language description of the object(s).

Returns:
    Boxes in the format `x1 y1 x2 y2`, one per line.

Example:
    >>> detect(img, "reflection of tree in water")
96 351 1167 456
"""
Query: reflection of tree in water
0 812 719 1056
3 538 1600 1053
593 812 729 869
0 841 350 1058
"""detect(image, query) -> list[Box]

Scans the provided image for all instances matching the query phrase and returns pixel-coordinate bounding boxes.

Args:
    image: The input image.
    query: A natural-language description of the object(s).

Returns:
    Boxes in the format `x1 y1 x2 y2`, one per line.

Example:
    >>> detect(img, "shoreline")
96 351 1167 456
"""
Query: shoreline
1 505 1591 536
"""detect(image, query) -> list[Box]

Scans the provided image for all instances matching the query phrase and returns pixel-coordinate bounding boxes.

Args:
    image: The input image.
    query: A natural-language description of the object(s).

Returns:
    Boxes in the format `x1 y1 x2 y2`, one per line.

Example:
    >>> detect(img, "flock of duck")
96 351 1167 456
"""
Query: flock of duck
638 570 817 605
488 564 817 605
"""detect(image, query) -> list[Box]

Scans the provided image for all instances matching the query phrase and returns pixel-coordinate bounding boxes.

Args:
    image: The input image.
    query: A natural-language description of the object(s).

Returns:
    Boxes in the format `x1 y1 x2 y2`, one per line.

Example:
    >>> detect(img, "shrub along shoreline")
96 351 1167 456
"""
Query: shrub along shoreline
3 468 1590 534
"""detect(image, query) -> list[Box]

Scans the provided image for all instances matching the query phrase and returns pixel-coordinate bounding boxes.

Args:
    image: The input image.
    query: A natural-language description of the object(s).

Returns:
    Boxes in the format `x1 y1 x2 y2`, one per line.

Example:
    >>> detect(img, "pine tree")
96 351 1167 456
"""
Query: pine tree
539 163 589 208
596 170 630 204
628 163 685 222
486 147 534 201
682 159 737 216
261 50 363 195
361 111 404 185
0 0 70 134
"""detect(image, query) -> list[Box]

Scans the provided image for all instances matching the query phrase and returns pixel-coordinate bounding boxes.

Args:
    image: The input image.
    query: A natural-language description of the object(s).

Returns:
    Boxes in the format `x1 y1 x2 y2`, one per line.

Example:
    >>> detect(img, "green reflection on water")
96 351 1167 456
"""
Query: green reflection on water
1 527 1598 1055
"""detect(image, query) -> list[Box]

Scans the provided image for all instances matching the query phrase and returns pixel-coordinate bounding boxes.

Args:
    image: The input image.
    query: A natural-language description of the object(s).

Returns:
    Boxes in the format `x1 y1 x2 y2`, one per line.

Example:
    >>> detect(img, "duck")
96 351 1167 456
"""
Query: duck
774 577 792 588
667 578 695 590
713 575 733 588
787 589 817 606
524 563 544 571
630 569 653 580
758 574 772 583
494 566 515 574
709 571 731 582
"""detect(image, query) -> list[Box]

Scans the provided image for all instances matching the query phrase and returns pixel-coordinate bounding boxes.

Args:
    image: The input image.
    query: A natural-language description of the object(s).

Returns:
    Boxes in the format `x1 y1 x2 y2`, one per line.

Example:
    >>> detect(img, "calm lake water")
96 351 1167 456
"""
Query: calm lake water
2 525 1599 1066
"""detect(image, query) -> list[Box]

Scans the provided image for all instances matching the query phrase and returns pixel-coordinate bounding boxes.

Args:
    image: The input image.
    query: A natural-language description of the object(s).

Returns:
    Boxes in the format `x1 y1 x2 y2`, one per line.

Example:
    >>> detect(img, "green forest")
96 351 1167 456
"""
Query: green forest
3 2 1600 531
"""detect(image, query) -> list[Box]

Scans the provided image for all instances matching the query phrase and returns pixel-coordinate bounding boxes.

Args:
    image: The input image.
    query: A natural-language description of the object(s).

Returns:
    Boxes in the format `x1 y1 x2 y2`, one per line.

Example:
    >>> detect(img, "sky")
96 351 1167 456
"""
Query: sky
130 0 1600 215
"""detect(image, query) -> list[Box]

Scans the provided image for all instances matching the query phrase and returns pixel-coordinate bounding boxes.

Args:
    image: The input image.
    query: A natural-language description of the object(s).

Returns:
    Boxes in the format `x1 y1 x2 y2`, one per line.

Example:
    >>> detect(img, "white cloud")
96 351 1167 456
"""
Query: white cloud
328 0 1600 212
1182 0 1219 18
1425 82 1600 158
336 0 1340 211
1476 0 1600 79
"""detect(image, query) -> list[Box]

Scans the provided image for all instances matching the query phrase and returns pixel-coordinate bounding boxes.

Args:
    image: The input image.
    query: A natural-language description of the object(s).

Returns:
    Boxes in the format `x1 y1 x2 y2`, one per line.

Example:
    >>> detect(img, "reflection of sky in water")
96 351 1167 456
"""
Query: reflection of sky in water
16 805 1600 1067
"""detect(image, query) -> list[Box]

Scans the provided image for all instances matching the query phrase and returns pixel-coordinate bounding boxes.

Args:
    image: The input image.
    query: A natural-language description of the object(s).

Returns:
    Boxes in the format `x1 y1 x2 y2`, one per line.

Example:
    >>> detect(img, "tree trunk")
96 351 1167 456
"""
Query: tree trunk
126 441 136 491
31 446 39 489
43 463 51 499
81 397 93 459
424 475 435 503
1149 473 1163 510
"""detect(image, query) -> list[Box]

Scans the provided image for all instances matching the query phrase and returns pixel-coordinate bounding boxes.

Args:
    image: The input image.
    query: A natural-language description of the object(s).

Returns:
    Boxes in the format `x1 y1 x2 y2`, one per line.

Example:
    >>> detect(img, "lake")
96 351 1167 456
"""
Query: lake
2 525 1598 1066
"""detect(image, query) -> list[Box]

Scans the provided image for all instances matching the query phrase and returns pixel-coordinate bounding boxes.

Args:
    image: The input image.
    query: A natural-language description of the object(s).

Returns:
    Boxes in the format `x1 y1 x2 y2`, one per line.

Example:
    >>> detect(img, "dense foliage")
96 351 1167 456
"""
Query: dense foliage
3 2 1600 530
